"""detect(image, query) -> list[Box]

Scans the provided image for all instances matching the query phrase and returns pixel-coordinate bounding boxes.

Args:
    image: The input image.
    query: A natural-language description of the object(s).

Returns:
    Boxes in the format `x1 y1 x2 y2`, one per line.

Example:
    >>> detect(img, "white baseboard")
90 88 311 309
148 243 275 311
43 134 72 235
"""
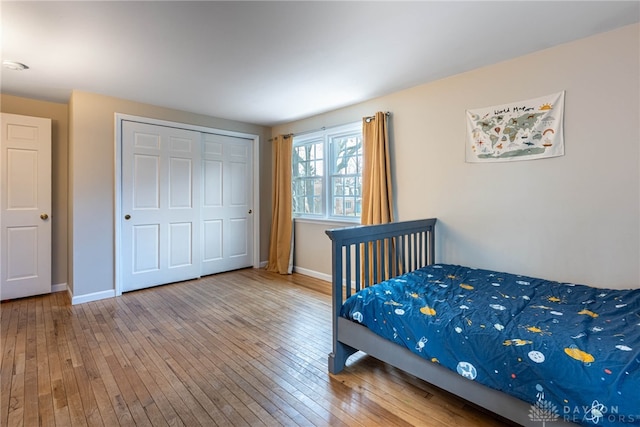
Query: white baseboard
70 289 116 305
52 282 67 293
292 266 331 283
60 267 328 304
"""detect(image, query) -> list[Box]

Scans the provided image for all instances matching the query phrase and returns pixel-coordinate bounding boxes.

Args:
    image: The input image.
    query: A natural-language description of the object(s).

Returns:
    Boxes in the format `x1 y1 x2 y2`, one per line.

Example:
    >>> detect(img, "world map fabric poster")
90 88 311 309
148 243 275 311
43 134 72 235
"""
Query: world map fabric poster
466 91 565 163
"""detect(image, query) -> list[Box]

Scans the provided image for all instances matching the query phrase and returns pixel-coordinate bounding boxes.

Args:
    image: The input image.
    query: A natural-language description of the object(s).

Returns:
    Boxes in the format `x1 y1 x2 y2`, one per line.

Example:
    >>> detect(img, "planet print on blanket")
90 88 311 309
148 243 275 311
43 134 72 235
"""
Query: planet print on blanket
420 306 436 316
564 346 595 363
456 361 477 380
528 350 546 363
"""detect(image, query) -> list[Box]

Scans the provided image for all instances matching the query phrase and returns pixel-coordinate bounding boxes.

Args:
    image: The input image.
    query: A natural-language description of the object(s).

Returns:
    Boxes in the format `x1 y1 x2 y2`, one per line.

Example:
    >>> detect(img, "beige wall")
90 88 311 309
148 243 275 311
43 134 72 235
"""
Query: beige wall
1 94 69 288
2 23 637 299
68 91 271 300
273 24 640 289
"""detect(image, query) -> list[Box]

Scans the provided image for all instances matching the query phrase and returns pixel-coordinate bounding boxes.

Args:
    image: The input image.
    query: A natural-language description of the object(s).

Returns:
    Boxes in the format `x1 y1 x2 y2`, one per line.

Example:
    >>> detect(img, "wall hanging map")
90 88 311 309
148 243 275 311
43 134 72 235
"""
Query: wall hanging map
466 91 565 163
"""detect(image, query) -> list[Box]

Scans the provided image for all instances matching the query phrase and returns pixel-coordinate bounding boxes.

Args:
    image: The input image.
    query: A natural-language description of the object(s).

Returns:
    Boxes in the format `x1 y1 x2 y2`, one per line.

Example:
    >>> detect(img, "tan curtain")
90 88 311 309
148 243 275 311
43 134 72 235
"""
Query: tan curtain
361 112 395 282
266 135 293 274
362 111 393 226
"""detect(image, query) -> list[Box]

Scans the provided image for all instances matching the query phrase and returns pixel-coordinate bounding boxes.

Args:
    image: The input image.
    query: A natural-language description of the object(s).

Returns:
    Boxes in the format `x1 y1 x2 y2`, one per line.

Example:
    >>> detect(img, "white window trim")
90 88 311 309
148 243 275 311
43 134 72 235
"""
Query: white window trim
292 121 362 223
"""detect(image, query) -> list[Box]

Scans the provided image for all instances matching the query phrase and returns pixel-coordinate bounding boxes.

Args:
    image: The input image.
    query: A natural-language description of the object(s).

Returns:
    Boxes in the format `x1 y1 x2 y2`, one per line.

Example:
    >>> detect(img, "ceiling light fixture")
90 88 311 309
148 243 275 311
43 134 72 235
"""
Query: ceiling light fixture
2 60 29 71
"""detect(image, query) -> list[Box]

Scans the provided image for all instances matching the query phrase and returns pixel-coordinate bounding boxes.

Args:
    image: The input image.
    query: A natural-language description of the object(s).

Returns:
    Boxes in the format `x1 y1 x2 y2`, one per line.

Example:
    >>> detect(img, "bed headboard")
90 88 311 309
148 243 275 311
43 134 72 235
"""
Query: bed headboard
325 218 437 306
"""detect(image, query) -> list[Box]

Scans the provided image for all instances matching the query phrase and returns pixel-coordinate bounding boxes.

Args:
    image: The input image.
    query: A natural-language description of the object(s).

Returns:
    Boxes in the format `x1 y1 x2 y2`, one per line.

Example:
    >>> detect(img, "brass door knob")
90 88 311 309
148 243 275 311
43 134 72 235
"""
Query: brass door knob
40 213 49 220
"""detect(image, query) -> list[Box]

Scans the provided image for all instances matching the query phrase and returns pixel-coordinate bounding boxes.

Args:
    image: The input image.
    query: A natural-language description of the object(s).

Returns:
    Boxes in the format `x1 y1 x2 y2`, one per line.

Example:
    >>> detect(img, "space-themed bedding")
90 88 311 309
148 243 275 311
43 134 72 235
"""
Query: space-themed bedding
341 264 640 426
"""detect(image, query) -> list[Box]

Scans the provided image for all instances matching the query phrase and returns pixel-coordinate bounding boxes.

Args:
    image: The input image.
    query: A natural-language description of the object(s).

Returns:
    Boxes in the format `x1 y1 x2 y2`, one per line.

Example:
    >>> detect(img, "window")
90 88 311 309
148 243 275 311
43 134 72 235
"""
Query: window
292 122 362 221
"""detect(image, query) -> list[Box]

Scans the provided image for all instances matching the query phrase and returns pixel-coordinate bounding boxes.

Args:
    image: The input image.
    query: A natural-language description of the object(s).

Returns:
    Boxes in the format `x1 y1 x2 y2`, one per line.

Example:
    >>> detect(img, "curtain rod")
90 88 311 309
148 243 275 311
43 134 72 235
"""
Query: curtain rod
364 111 391 123
270 112 391 141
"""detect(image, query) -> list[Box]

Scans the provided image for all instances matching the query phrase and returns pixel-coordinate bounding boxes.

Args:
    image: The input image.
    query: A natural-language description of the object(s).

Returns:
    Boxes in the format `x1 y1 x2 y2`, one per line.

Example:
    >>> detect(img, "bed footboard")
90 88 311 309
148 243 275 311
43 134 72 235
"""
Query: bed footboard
325 218 437 373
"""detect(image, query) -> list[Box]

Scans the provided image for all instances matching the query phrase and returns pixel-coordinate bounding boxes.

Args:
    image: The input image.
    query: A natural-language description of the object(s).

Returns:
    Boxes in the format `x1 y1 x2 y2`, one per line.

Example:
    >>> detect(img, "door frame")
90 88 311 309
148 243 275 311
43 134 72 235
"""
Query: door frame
114 113 260 297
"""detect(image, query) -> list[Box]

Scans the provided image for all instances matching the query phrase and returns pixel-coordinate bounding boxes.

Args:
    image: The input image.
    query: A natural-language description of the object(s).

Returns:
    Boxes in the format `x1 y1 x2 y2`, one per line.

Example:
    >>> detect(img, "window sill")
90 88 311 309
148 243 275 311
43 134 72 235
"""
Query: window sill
293 217 360 227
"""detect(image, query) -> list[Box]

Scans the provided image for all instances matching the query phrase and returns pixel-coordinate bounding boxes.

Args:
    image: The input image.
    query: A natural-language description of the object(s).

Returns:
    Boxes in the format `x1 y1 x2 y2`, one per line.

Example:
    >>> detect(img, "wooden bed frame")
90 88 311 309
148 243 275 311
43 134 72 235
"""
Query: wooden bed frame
325 218 575 427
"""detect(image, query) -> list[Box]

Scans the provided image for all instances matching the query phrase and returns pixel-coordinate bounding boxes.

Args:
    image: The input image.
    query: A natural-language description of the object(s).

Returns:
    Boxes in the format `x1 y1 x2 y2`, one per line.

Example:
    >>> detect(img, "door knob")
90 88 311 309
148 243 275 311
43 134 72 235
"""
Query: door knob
248 209 252 214
40 213 49 220
124 214 131 220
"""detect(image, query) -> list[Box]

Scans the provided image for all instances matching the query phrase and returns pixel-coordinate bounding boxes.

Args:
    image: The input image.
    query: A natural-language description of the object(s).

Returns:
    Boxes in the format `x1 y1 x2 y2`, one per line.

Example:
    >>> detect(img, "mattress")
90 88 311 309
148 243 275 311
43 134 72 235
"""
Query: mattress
340 264 640 426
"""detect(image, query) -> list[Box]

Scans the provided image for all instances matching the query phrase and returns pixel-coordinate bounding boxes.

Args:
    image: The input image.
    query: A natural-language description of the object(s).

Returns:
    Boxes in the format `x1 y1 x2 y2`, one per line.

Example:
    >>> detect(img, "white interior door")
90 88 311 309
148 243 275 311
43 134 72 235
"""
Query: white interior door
0 113 51 300
121 121 201 292
201 133 254 275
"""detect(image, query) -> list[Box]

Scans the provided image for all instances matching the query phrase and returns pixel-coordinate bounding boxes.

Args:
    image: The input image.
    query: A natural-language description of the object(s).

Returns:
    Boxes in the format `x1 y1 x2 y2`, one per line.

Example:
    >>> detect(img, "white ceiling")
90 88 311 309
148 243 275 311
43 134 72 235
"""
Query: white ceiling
2 1 638 127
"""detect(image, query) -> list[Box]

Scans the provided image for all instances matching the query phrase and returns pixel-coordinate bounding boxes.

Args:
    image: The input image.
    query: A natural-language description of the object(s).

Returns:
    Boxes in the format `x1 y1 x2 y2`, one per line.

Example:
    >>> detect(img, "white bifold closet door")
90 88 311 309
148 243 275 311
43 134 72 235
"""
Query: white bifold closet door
121 120 254 293
121 121 201 292
201 133 253 276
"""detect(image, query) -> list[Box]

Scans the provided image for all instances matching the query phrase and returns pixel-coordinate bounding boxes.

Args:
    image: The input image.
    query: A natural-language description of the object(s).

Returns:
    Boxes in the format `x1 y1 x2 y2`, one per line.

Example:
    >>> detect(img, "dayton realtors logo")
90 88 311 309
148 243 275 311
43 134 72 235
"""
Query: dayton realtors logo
562 401 638 425
529 398 637 425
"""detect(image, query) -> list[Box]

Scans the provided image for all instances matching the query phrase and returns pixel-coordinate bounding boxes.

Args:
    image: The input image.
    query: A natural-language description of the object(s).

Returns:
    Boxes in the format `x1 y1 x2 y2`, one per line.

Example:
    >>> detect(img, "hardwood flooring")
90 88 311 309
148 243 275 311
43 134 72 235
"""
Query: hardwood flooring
1 268 513 426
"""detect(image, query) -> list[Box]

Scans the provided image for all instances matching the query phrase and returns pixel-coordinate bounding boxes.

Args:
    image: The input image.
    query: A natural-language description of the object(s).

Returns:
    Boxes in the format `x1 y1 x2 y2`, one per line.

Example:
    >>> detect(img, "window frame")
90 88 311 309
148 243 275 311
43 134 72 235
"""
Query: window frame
292 121 362 223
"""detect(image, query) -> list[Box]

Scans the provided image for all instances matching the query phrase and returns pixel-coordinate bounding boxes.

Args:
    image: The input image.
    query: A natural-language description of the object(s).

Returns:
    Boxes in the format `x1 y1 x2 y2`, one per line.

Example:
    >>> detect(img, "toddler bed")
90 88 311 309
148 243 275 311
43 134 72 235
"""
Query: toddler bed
325 219 640 426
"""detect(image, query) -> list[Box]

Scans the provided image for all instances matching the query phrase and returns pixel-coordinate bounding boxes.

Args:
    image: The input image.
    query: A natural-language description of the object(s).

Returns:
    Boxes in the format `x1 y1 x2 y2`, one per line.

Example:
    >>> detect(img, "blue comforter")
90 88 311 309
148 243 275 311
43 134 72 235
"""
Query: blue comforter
341 264 640 426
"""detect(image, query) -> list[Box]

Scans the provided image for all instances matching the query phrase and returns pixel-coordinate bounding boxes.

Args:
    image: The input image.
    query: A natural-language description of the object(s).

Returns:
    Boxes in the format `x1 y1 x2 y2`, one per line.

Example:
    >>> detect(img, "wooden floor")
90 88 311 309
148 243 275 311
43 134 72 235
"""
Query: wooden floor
1 268 514 427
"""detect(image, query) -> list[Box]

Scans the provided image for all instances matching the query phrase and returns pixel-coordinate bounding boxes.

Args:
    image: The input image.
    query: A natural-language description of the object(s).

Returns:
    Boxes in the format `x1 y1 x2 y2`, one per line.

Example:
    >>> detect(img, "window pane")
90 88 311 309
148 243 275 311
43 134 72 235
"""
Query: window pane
293 142 323 178
331 176 361 217
292 177 322 214
333 196 360 217
332 134 362 176
330 132 362 217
